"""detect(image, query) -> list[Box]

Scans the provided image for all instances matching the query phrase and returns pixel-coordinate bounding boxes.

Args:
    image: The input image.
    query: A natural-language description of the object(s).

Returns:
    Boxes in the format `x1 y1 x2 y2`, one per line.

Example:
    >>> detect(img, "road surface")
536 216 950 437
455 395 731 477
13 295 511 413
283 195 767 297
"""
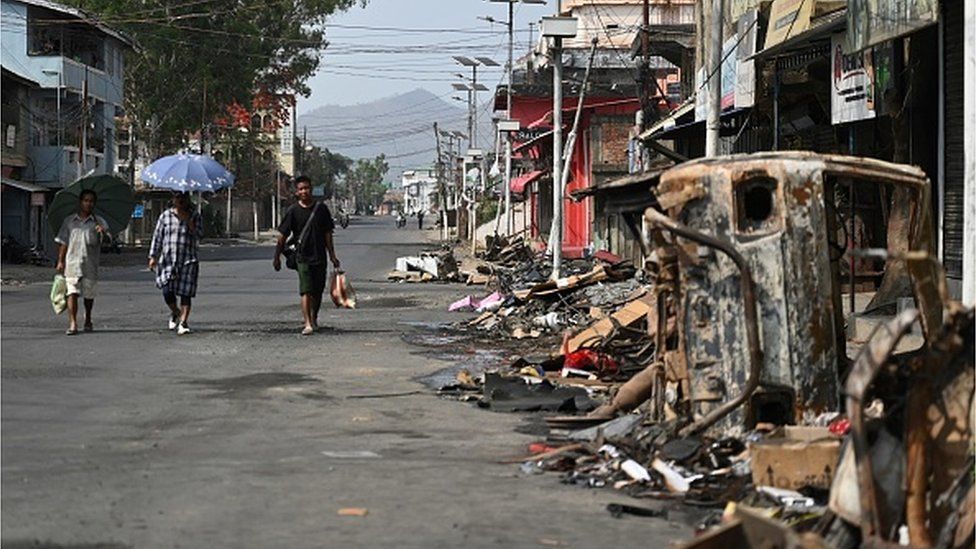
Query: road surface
1 216 692 548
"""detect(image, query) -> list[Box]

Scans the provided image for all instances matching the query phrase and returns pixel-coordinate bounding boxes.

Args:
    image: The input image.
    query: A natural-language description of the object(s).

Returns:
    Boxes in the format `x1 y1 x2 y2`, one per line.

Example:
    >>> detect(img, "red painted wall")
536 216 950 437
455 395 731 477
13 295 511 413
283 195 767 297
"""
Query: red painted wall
509 95 638 258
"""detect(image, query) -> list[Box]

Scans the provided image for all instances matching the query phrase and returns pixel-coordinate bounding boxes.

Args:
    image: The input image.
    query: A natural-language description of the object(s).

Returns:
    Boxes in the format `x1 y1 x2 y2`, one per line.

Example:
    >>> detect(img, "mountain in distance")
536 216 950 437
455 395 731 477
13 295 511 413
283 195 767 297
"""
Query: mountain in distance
298 88 473 185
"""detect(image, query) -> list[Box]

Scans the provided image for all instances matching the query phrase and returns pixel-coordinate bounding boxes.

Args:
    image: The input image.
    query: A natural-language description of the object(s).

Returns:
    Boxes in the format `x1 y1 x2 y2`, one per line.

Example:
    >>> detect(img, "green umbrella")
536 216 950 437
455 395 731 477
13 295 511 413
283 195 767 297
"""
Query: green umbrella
47 174 137 236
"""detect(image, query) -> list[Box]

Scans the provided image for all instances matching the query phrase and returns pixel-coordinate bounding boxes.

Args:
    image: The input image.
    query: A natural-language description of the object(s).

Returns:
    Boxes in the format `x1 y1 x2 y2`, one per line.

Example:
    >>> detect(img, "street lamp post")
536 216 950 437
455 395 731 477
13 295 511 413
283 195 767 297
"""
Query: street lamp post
541 15 577 280
453 57 492 149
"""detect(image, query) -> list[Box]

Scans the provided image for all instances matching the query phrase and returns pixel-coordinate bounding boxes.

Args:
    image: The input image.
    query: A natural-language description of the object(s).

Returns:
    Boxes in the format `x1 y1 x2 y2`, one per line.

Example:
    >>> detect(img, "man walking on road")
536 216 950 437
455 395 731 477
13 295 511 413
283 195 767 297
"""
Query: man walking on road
417 210 424 230
273 176 341 335
55 189 109 335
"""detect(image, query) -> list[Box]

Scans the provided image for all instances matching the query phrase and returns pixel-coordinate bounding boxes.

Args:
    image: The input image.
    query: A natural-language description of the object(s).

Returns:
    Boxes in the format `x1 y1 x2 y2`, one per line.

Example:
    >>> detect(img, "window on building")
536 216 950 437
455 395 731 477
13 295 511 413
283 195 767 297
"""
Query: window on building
28 8 106 70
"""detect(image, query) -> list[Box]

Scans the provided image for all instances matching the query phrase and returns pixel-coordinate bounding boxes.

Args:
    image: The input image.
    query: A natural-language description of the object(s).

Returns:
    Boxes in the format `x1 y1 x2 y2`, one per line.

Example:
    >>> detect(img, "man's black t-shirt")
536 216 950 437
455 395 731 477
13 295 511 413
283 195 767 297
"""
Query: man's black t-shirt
278 201 335 265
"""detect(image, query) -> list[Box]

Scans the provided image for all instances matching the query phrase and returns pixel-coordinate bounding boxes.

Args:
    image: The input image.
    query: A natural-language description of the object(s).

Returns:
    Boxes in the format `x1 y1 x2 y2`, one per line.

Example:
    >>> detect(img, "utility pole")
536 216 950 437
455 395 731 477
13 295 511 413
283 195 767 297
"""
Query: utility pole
300 126 307 173
505 1 514 236
705 0 724 157
434 123 448 241
78 69 88 179
641 0 650 132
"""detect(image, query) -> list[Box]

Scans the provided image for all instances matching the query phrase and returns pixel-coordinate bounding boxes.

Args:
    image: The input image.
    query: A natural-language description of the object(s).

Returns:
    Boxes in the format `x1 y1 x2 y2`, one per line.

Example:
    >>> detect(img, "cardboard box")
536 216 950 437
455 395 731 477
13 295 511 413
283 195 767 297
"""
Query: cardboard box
749 426 840 490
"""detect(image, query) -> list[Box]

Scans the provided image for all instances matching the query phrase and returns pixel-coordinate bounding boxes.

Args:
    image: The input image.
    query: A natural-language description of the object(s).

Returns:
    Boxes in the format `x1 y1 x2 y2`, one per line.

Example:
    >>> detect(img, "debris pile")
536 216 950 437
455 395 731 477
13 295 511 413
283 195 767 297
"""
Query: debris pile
420 154 974 547
441 303 974 548
388 249 460 282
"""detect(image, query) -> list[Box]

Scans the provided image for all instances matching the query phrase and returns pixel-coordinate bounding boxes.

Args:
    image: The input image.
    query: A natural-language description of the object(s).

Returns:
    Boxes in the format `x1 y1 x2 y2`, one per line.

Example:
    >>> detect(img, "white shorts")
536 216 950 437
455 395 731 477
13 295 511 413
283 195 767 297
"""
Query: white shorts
65 277 98 299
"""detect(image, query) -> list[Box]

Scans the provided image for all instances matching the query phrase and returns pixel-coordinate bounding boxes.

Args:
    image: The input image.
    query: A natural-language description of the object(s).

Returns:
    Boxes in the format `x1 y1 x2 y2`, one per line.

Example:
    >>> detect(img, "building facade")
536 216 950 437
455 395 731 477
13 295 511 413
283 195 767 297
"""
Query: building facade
1 0 132 249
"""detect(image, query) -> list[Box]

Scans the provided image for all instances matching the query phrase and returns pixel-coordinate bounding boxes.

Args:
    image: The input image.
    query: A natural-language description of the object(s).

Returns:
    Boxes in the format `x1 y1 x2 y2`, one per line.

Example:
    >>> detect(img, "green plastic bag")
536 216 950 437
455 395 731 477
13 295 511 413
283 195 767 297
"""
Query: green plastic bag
50 274 67 315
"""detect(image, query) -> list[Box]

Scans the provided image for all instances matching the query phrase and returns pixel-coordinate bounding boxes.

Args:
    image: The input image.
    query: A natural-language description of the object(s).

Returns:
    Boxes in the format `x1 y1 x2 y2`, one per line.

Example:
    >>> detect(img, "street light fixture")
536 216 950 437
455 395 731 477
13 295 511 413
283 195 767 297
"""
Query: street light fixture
542 14 578 279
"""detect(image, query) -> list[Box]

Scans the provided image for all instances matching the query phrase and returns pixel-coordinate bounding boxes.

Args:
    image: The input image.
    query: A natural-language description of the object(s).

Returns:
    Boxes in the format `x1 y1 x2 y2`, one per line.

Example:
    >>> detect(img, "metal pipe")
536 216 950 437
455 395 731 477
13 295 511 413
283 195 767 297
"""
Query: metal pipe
644 208 764 437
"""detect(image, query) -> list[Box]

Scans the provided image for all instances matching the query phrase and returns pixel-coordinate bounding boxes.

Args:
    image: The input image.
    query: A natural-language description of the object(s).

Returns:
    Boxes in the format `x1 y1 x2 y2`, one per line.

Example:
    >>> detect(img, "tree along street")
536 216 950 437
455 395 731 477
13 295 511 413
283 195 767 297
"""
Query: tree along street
1 217 694 548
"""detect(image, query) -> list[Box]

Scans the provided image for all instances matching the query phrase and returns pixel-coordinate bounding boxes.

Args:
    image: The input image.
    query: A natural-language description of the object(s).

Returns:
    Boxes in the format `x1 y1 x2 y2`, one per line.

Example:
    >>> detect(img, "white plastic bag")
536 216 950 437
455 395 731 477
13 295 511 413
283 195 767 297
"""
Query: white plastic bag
50 274 67 315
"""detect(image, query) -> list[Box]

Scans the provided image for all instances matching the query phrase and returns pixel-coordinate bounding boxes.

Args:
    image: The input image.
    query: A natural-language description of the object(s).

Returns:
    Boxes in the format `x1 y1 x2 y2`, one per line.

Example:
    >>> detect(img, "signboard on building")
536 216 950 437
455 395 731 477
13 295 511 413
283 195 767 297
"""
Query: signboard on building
695 66 708 122
279 101 295 155
131 204 144 218
765 0 815 49
735 9 758 109
847 0 938 52
831 33 876 124
30 192 45 207
720 35 738 110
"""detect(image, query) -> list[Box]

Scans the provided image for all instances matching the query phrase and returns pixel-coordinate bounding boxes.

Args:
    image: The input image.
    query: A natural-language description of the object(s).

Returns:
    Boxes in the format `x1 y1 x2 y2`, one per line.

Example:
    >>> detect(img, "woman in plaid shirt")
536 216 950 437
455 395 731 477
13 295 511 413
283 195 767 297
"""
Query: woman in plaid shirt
148 193 202 335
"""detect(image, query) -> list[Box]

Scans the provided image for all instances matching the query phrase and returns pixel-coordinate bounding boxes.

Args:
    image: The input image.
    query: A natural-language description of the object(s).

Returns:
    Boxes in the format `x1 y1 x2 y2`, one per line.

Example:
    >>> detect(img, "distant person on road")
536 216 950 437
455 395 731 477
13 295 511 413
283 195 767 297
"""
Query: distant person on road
55 189 110 335
417 210 424 230
148 192 202 335
273 176 341 335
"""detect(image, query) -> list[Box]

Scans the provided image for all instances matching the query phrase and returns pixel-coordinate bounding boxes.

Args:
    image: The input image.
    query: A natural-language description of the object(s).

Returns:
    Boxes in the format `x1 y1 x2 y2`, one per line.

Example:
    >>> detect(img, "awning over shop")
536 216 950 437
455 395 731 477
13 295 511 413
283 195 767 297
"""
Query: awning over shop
749 9 845 62
570 164 669 215
645 107 751 141
639 101 695 141
1 178 49 193
510 170 545 194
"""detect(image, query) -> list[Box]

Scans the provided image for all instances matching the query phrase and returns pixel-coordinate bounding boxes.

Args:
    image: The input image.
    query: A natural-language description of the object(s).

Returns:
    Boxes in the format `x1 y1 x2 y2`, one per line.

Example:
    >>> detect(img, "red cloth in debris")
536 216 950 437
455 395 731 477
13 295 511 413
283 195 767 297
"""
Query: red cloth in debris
563 349 618 375
828 417 851 436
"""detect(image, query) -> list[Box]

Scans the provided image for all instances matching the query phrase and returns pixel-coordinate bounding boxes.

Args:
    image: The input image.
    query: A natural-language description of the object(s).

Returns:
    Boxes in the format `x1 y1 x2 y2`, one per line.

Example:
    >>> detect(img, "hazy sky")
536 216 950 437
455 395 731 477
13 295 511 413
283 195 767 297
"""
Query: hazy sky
299 0 555 113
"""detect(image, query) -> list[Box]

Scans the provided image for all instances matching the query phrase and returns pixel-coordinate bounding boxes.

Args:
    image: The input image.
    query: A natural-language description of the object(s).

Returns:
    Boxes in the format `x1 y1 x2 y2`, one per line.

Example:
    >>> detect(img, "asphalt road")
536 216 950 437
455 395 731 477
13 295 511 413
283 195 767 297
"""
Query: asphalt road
1 216 691 548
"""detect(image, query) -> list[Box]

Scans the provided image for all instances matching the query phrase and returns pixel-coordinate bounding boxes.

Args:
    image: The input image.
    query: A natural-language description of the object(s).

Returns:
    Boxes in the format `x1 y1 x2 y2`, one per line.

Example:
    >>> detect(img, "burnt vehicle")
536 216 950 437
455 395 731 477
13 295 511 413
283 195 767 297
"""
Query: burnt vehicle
596 152 952 437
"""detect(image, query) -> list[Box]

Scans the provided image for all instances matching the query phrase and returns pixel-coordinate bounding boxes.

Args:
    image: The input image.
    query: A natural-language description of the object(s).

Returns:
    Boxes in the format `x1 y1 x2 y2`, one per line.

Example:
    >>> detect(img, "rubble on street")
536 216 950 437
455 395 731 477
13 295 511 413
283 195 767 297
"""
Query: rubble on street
388 248 461 282
418 153 975 548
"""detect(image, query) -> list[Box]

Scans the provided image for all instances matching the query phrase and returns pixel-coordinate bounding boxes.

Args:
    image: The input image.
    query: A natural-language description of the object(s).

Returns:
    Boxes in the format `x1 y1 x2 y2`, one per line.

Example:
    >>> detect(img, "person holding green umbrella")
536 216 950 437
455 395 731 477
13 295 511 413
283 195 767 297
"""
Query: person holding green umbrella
48 174 136 335
54 189 110 335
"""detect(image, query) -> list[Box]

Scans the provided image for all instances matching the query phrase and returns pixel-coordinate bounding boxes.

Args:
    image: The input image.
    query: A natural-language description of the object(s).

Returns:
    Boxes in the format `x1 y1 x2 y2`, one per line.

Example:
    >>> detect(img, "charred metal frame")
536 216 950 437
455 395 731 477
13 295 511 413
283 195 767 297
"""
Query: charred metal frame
641 152 939 435
644 209 763 437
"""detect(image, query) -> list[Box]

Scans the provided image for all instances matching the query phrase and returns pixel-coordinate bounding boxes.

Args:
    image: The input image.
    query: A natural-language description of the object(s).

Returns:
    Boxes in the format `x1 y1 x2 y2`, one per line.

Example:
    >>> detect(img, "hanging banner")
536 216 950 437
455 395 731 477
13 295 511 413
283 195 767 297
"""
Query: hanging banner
735 9 759 109
720 35 739 110
831 33 876 124
871 41 894 117
847 0 938 52
279 101 295 154
694 66 708 122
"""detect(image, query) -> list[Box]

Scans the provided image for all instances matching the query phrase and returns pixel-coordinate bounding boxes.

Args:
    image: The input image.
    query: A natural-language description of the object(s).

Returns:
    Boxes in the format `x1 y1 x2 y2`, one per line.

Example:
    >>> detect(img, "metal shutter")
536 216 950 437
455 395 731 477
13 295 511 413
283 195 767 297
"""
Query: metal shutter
943 0 964 279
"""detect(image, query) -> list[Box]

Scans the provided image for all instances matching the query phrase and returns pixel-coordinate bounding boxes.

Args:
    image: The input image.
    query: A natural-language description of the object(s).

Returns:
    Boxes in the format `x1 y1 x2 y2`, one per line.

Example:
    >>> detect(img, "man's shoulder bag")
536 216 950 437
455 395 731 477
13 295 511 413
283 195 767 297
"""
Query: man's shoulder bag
283 202 320 270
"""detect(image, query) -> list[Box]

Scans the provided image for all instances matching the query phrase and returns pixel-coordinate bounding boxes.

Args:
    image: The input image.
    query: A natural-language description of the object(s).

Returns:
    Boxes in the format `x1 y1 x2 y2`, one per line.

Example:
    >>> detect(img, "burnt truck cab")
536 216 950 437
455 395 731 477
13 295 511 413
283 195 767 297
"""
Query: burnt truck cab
644 152 944 436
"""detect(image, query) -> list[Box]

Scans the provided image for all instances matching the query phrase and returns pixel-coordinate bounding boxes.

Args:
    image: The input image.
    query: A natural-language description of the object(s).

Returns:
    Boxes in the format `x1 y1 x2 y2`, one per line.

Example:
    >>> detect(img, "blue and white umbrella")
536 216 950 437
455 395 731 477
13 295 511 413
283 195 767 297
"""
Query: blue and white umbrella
141 153 235 192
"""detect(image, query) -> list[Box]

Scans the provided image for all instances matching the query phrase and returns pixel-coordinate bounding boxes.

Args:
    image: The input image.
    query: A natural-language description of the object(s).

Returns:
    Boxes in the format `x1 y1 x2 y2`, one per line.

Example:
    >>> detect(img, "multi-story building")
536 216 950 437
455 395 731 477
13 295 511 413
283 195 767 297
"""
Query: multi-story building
400 168 438 216
1 0 133 247
500 0 694 261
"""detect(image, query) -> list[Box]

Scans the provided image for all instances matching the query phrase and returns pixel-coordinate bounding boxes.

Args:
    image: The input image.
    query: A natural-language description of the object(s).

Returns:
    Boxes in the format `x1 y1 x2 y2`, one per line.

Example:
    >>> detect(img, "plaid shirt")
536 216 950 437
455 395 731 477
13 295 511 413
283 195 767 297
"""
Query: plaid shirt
149 208 202 289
